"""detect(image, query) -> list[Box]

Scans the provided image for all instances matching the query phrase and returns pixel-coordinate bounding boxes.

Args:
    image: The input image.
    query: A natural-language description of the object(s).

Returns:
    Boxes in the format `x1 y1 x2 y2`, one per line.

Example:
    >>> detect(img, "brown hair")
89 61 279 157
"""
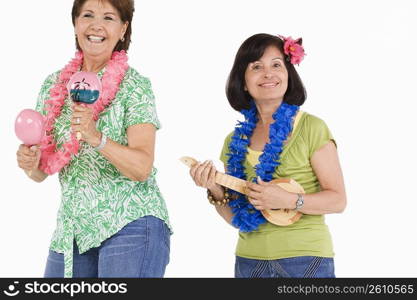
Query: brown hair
71 0 135 52
226 33 306 111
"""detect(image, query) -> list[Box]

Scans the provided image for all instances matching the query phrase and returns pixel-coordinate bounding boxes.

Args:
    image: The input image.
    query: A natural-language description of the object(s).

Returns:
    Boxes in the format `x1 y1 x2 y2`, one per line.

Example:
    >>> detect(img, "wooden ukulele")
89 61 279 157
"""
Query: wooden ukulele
180 156 305 226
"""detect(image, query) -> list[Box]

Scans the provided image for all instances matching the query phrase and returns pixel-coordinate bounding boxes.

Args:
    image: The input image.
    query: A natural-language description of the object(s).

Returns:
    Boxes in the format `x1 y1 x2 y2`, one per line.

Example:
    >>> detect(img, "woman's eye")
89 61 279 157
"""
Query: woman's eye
83 13 93 18
252 65 261 70
104 16 114 21
273 63 281 68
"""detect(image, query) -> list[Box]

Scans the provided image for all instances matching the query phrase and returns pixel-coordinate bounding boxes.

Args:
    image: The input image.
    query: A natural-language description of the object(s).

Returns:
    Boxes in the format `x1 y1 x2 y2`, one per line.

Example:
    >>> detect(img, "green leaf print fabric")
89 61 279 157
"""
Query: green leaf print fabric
35 67 171 277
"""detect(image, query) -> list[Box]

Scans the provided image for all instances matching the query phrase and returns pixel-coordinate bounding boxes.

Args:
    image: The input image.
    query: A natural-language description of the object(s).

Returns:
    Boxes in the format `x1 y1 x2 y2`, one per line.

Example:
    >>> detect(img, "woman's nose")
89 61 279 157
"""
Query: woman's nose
89 18 105 31
262 66 274 78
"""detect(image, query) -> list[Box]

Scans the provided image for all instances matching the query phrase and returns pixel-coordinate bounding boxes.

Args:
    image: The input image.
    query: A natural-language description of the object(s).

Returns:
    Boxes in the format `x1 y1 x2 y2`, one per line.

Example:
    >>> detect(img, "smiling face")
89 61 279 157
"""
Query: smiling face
74 0 128 61
244 46 289 104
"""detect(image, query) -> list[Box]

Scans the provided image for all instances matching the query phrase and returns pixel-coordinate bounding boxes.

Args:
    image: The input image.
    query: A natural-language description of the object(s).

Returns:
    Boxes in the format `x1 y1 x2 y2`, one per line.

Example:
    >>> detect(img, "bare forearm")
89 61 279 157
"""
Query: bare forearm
214 205 235 225
209 185 235 226
296 190 346 215
25 168 48 183
98 138 153 182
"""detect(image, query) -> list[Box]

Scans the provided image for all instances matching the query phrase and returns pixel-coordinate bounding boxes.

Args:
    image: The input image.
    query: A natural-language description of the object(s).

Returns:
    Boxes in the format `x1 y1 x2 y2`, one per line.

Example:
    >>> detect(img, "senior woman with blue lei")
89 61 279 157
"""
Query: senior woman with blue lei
189 33 347 278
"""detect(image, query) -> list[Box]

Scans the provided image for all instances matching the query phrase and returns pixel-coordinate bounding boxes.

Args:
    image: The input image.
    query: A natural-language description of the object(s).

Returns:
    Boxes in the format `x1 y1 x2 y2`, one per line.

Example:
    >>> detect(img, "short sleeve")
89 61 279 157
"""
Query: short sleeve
123 75 161 130
219 131 234 164
305 114 337 158
35 72 59 115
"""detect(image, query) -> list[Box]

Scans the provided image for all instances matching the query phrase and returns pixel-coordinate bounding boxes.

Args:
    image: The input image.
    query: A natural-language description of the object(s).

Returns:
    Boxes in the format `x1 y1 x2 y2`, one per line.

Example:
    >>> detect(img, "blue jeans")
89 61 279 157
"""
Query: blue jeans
44 216 170 278
235 256 335 278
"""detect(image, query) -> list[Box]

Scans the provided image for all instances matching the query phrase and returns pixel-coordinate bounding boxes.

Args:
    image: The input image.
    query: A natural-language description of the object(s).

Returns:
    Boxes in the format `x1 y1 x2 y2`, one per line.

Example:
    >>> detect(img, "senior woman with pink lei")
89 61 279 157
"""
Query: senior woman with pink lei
16 0 170 278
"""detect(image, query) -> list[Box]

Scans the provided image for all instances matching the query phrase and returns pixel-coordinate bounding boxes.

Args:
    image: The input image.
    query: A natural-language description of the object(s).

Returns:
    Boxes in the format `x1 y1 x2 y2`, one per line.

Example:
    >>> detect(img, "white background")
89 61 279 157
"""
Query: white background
1 0 416 277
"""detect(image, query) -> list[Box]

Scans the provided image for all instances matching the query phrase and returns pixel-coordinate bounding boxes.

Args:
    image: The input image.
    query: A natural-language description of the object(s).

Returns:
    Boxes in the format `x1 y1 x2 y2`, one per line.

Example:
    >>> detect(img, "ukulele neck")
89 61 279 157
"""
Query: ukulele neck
215 172 248 195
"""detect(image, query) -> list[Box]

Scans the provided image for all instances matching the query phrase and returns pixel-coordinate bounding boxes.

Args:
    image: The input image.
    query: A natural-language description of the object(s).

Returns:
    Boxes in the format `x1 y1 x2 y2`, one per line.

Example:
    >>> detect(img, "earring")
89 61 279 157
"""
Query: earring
121 37 125 42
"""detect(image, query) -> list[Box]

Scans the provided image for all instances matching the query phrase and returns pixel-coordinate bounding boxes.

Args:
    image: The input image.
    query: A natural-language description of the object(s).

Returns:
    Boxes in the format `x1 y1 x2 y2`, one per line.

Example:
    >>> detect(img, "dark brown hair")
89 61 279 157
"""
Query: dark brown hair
71 0 135 52
226 33 306 111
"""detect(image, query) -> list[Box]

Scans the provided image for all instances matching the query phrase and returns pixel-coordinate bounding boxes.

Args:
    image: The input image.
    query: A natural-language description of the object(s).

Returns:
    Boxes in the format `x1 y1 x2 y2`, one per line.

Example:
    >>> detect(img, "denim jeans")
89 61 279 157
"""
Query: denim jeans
235 256 335 278
44 216 170 278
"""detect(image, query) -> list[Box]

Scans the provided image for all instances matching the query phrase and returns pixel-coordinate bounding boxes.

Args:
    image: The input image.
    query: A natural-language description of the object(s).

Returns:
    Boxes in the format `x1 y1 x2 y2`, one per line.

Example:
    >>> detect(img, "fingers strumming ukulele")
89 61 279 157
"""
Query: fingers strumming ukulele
180 156 305 226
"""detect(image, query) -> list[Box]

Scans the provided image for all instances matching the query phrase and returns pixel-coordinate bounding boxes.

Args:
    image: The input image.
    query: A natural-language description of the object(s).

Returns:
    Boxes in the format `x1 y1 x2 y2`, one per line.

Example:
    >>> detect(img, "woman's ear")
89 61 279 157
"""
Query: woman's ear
122 22 129 37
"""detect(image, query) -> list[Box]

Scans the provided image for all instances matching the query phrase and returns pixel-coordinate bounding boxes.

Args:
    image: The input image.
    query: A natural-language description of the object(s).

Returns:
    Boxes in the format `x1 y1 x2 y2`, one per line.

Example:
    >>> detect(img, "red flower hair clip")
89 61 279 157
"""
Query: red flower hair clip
279 35 305 65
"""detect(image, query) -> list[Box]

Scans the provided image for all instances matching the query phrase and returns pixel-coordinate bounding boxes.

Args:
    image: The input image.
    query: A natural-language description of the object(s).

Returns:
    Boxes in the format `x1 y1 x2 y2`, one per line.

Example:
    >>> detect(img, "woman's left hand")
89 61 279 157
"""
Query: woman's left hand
71 104 101 147
246 177 295 210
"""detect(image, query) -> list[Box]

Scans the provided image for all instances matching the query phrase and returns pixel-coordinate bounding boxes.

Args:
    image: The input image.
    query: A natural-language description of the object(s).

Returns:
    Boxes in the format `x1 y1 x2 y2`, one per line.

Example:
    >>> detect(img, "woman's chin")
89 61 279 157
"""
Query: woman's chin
253 96 285 104
80 46 111 58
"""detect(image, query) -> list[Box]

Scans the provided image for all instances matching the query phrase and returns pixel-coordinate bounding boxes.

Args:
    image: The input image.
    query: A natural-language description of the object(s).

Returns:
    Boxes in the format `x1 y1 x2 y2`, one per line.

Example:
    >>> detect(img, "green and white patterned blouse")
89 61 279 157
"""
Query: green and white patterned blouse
35 66 171 278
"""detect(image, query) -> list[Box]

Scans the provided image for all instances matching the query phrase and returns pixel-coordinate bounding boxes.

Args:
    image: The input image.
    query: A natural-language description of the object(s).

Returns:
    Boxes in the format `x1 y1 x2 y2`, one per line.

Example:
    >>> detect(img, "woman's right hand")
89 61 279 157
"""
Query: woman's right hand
189 160 222 192
16 144 41 171
190 160 234 225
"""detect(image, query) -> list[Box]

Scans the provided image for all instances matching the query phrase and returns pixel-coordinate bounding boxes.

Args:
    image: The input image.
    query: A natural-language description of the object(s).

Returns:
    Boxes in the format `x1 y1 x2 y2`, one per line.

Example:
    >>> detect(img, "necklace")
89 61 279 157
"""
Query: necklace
227 102 298 232
39 51 129 175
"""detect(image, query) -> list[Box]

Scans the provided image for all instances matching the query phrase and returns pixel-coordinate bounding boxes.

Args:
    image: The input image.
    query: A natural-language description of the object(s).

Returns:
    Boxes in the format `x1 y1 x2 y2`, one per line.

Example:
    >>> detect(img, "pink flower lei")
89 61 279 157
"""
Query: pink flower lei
279 35 306 65
39 51 129 175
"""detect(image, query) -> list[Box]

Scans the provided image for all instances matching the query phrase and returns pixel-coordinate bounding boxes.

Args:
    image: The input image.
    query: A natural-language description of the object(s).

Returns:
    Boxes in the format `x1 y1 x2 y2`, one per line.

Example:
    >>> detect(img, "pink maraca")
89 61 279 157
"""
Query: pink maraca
67 71 101 140
15 109 45 145
67 72 102 104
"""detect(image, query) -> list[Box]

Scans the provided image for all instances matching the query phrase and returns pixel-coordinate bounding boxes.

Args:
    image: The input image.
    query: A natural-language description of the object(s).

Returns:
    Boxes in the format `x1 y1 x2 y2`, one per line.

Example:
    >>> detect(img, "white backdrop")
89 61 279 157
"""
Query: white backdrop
1 0 416 277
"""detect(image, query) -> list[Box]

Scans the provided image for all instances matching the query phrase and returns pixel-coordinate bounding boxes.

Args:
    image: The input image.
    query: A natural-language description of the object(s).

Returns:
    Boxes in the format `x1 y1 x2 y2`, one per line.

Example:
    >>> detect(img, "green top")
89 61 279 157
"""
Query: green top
36 67 171 277
220 111 335 260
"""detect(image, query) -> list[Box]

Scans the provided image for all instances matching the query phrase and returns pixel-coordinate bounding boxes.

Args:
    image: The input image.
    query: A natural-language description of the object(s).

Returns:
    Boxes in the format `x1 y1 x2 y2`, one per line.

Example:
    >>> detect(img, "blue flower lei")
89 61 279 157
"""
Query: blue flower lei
226 102 299 232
